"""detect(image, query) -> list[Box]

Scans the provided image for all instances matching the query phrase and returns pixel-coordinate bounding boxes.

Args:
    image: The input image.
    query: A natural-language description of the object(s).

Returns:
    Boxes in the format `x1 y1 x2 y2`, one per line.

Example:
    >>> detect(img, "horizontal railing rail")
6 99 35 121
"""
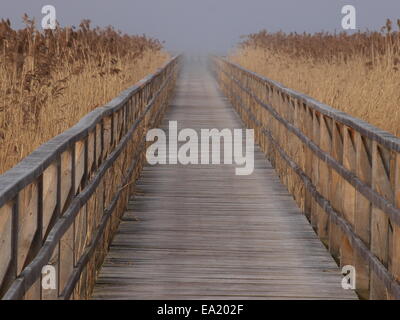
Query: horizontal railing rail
213 56 400 300
0 55 181 300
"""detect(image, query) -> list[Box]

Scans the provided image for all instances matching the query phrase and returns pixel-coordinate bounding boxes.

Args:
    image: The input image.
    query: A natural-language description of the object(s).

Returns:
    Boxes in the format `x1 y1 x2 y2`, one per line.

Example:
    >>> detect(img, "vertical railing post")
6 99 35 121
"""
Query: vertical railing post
310 111 320 230
303 106 313 221
391 154 400 299
0 202 14 297
340 127 356 270
329 122 344 261
317 115 332 244
354 133 372 299
17 181 40 299
59 147 75 298
370 142 393 299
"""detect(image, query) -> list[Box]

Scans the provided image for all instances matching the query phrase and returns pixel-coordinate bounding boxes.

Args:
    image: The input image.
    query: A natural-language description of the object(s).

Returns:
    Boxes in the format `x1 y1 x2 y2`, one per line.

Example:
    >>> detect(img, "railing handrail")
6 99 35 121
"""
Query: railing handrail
220 57 400 153
0 56 180 208
217 58 400 226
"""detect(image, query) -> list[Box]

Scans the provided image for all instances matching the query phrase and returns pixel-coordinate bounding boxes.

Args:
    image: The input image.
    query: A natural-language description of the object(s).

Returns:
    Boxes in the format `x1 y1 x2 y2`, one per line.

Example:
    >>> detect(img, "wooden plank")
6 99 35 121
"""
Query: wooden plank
59 223 74 296
370 142 393 299
317 115 331 243
388 153 400 299
42 163 58 237
392 154 400 283
74 205 87 264
311 111 320 231
303 107 314 221
24 278 41 300
0 203 12 286
340 127 356 268
87 130 95 176
96 123 102 166
329 122 343 261
17 182 38 273
103 116 112 159
354 133 372 299
74 140 85 193
60 150 72 213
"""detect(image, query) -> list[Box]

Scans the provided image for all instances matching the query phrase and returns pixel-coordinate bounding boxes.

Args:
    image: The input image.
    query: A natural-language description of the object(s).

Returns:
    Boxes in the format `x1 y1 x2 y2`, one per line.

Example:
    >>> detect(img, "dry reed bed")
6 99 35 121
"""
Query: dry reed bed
230 19 400 137
0 16 169 174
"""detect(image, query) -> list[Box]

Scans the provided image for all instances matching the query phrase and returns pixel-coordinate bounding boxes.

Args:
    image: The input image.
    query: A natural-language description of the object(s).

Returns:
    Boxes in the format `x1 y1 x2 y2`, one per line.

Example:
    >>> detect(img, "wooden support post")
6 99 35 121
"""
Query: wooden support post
392 154 400 283
103 116 112 159
42 163 58 238
59 223 74 297
87 131 95 178
317 115 332 244
370 142 392 299
74 140 85 193
17 182 38 274
303 107 313 221
74 206 87 265
60 150 72 214
310 111 320 230
24 278 41 300
340 127 356 268
113 111 119 147
329 122 343 261
0 203 12 287
354 133 372 299
96 123 102 167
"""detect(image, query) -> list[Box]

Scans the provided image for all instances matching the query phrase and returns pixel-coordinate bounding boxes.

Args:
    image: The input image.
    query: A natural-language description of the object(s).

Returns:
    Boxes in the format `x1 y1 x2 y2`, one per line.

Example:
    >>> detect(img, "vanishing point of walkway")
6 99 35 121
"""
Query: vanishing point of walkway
92 59 357 300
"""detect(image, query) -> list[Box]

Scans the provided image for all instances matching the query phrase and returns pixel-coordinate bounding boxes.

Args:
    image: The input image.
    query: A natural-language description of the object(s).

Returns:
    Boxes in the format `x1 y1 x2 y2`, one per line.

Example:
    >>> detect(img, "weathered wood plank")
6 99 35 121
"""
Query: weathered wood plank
370 142 393 299
0 203 12 286
17 182 38 273
354 133 372 298
42 163 58 237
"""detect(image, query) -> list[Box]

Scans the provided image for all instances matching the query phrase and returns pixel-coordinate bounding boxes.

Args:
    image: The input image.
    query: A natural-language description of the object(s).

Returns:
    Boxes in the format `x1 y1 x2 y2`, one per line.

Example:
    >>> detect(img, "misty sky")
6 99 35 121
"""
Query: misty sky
1 1 400 54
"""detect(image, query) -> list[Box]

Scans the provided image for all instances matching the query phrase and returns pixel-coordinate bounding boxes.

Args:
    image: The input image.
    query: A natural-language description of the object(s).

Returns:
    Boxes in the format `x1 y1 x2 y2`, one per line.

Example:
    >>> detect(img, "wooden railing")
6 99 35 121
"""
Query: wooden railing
213 56 400 300
0 55 181 300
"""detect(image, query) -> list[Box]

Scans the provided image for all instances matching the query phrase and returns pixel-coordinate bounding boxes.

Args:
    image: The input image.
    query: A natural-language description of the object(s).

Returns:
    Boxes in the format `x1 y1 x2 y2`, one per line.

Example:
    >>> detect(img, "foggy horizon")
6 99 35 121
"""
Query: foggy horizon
1 1 400 54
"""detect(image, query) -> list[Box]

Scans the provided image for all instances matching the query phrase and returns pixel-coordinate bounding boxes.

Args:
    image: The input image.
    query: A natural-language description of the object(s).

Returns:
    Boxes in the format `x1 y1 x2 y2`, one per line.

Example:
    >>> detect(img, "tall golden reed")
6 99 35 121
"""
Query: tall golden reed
0 16 169 174
230 19 400 137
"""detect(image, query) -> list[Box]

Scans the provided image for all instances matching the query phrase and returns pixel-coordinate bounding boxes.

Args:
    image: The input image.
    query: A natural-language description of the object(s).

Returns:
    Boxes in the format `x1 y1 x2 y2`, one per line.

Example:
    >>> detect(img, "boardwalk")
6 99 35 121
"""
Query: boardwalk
92 59 357 300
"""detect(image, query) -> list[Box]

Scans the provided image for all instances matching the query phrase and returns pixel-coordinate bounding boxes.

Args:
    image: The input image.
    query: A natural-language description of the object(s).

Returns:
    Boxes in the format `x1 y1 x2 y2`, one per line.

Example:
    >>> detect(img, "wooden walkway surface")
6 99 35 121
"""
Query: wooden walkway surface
92 58 357 300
